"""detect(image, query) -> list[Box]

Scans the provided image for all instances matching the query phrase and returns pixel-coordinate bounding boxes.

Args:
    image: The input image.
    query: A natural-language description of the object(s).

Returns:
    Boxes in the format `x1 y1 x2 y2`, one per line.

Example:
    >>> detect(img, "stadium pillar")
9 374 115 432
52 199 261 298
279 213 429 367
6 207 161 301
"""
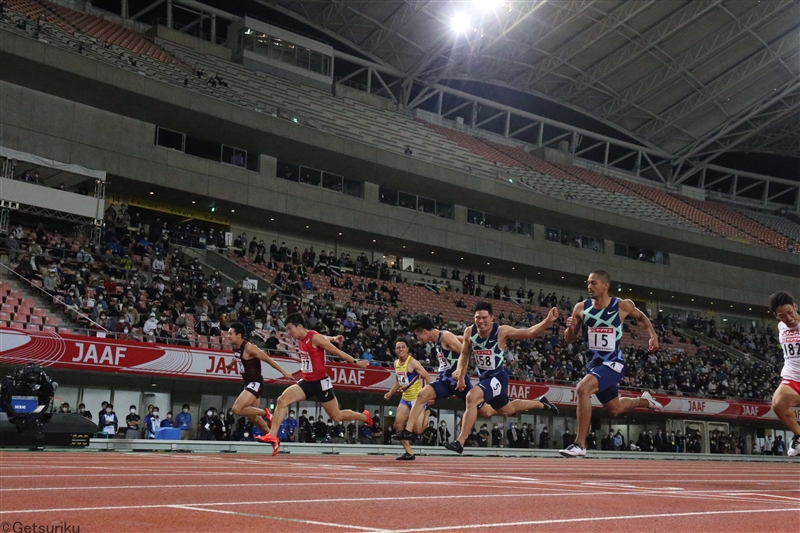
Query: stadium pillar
210 14 216 42
166 0 173 29
121 0 128 18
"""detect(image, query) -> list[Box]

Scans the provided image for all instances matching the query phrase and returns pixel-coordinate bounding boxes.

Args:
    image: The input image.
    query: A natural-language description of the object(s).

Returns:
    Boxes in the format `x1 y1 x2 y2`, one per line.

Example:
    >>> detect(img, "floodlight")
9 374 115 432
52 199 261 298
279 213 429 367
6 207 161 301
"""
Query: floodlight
451 12 472 33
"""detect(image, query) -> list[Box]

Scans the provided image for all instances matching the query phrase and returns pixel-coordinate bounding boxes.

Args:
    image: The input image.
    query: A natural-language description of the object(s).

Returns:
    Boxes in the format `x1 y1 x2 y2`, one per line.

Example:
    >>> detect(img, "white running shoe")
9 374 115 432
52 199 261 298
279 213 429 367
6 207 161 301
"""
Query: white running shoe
641 391 664 412
559 443 586 457
789 435 800 457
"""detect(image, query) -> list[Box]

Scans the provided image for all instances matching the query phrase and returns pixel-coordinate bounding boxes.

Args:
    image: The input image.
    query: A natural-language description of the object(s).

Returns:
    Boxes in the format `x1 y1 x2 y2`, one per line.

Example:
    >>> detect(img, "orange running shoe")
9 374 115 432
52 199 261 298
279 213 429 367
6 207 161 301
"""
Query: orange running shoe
263 406 273 425
255 433 280 456
362 410 373 428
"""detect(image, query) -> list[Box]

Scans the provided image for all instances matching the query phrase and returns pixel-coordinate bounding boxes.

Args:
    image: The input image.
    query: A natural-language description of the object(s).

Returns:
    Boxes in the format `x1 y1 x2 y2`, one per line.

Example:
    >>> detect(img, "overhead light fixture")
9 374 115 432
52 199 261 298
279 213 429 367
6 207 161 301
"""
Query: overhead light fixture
451 12 472 33
270 218 274 221
338 232 342 236
231 209 235 213
431 251 434 254
149 191 154 195
306 225 310 229
373 239 377 243
191 201 196 204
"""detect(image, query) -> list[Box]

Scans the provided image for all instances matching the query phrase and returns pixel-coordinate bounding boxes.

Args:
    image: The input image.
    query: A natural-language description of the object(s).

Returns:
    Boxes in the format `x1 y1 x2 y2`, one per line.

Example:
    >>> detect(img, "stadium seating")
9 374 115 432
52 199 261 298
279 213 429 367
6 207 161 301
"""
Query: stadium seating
737 209 800 243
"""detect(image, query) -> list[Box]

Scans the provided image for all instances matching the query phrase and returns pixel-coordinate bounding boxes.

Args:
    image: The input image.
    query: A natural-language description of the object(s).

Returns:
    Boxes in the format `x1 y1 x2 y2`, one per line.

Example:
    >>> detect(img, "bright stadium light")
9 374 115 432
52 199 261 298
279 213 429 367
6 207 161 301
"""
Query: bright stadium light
451 12 472 33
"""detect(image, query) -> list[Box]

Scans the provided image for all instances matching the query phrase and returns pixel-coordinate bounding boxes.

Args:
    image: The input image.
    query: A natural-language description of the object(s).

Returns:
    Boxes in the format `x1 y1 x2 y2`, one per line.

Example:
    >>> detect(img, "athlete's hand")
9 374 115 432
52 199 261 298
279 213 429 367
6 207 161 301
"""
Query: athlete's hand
565 315 575 329
383 392 392 400
355 360 369 369
456 376 466 391
282 371 295 381
332 335 345 345
546 307 559 323
648 336 659 352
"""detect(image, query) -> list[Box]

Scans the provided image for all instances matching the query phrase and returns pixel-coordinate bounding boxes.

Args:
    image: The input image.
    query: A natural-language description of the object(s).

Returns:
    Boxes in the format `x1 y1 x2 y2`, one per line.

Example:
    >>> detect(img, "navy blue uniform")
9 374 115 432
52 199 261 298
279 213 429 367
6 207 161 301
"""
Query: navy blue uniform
582 297 624 404
430 331 473 400
469 323 510 410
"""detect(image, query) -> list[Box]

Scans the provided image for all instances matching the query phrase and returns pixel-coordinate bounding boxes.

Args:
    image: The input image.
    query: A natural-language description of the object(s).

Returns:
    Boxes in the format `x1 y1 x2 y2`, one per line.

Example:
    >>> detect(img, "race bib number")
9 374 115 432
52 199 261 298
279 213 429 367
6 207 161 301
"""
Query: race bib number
782 333 800 359
474 350 494 370
437 350 450 372
588 327 616 351
490 377 502 395
300 355 313 373
247 381 261 393
320 377 333 391
397 372 409 387
602 361 624 374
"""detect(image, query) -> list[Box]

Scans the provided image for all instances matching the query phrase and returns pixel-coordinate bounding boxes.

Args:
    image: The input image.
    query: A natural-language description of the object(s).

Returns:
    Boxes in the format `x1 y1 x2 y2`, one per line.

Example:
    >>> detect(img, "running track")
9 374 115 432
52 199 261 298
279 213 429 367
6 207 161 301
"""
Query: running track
0 452 798 532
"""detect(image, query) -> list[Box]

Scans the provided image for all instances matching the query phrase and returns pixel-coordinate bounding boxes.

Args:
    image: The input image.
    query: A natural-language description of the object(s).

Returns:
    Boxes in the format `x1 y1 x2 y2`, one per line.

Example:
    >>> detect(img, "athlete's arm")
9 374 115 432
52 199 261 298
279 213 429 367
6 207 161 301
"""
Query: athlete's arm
383 379 401 400
441 330 464 354
225 358 237 371
501 307 559 342
453 326 472 390
620 299 659 352
244 343 294 381
409 357 432 384
313 334 370 369
323 335 345 345
563 302 585 346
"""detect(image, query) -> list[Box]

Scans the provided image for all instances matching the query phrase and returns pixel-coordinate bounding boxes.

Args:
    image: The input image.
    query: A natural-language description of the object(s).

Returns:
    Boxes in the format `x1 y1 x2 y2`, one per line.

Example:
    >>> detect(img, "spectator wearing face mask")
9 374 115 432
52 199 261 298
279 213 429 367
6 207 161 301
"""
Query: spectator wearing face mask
59 402 71 413
176 404 192 440
143 313 158 336
539 426 550 449
77 403 92 421
491 424 503 448
161 412 175 428
477 424 490 447
421 421 437 446
98 401 109 421
197 408 216 440
278 410 297 442
125 405 141 439
99 403 117 437
146 407 161 438
438 421 451 446
313 416 327 443
508 423 519 448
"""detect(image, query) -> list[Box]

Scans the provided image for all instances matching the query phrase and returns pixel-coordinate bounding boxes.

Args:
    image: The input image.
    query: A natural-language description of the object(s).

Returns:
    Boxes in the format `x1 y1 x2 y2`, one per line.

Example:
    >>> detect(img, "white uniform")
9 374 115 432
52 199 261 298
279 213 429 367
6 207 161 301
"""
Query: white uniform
778 322 800 383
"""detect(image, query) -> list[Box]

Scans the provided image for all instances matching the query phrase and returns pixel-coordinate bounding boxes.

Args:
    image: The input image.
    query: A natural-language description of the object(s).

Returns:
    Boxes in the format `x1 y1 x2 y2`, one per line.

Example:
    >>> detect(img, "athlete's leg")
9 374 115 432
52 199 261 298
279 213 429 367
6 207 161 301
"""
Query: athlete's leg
232 389 267 420
508 399 545 412
268 384 307 438
601 396 649 417
772 384 800 435
404 385 435 432
455 387 484 446
239 394 270 434
413 405 431 434
321 398 368 422
394 402 413 455
394 402 411 433
573 374 599 448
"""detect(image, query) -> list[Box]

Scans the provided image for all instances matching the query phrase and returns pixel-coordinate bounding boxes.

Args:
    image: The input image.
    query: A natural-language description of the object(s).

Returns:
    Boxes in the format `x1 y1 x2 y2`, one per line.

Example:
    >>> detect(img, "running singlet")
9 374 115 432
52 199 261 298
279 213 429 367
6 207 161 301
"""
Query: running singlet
232 340 262 383
395 357 422 401
469 323 505 379
582 297 624 371
778 322 800 382
435 331 459 376
298 330 328 381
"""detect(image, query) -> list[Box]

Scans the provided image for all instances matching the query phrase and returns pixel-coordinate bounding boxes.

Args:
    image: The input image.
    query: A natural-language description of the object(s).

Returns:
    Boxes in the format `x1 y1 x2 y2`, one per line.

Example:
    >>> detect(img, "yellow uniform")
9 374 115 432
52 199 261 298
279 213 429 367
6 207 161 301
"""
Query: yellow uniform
395 356 423 403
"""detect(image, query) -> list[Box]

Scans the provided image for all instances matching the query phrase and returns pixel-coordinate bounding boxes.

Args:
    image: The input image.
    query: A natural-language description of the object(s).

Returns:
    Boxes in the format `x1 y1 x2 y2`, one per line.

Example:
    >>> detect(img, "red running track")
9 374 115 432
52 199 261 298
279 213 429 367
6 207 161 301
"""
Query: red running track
0 451 798 532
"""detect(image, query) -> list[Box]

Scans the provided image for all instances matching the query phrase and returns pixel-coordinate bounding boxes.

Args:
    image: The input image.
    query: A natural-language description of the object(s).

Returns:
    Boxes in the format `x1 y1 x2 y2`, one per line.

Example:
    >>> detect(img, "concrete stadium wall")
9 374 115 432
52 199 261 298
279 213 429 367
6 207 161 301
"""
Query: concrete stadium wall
0 27 797 311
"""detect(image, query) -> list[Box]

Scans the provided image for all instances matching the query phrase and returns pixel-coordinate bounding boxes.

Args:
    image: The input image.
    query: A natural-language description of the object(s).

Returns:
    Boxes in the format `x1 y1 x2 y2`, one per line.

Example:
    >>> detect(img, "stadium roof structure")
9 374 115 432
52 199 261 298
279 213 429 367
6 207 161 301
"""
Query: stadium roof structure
254 0 799 180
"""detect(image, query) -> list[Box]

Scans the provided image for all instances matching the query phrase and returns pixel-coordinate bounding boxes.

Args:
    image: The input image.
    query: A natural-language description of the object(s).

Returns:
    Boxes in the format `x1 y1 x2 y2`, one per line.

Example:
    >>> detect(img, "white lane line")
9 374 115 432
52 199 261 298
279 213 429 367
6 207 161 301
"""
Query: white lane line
170 505 383 532
0 493 546 514
382 508 800 533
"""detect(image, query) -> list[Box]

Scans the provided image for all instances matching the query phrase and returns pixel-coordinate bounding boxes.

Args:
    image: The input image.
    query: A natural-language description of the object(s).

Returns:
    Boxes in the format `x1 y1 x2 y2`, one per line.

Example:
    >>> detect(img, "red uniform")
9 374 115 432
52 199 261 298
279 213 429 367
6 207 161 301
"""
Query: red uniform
298 330 328 381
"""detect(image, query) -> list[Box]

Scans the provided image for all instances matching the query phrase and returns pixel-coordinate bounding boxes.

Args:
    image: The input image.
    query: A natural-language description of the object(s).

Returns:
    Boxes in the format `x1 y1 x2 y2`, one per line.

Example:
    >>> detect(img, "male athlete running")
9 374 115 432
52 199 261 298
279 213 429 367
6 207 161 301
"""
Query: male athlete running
769 291 800 457
227 322 294 435
560 270 663 457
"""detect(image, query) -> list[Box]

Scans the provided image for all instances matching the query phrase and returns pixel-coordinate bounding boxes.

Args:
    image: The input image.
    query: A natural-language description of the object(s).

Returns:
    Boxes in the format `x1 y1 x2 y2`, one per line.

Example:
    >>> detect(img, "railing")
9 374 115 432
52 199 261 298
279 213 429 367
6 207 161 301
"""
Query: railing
0 262 106 331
